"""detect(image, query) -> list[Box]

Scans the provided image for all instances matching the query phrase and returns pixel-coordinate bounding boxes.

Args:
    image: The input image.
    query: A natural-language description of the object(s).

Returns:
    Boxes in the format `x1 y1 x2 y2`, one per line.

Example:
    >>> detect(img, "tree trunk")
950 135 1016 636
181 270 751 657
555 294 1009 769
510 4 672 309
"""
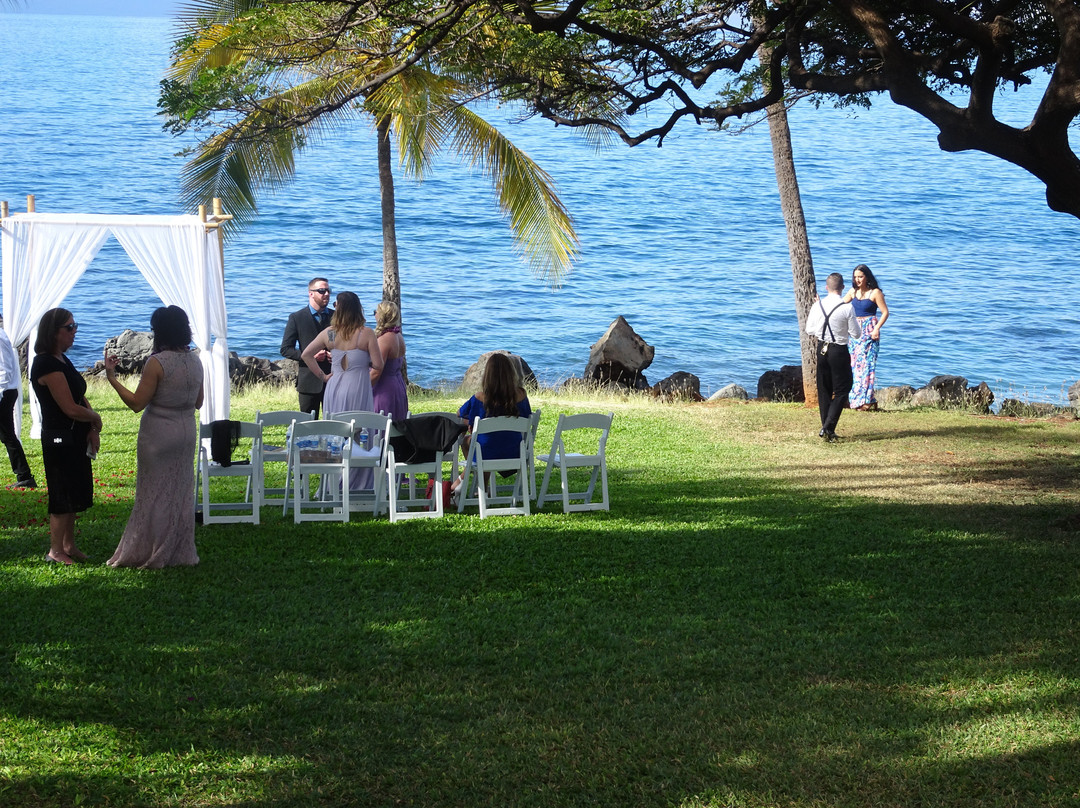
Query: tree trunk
765 100 818 406
377 117 409 384
756 22 818 407
377 117 401 312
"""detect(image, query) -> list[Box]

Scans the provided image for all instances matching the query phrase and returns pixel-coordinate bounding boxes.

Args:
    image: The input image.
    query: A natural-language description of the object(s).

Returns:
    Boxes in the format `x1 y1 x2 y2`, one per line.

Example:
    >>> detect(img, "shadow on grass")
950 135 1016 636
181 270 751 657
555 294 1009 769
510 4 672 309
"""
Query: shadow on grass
1 466 1079 807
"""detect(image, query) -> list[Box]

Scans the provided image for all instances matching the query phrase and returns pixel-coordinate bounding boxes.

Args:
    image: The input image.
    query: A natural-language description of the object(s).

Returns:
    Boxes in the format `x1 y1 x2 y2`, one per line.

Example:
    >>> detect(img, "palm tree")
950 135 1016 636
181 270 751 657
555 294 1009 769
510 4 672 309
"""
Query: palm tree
163 0 579 316
756 24 818 406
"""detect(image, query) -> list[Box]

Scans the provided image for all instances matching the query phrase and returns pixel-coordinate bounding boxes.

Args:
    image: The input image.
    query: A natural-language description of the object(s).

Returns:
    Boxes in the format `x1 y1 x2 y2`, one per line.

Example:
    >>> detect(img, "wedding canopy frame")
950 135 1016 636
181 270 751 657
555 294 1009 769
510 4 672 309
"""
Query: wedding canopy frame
1 195 233 437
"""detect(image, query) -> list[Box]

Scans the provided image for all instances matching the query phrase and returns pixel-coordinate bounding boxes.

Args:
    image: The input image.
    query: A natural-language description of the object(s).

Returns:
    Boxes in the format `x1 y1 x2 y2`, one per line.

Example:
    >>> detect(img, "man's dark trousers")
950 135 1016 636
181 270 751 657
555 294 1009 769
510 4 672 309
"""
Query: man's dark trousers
817 343 852 435
0 389 33 481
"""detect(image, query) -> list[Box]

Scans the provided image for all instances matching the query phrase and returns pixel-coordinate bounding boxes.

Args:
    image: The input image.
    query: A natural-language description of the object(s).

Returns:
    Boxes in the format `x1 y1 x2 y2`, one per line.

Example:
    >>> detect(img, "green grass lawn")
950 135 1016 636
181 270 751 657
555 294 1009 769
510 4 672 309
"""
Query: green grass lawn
1 382 1078 807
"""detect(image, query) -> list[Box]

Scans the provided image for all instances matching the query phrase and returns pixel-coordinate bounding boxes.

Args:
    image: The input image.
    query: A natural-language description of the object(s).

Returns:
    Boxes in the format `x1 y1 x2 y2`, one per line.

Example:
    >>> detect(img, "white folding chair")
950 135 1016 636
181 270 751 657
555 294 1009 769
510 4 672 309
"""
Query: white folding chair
457 416 533 518
527 408 541 500
536 412 614 513
247 409 315 508
286 419 354 523
327 410 392 516
483 409 541 504
195 420 263 524
385 412 466 521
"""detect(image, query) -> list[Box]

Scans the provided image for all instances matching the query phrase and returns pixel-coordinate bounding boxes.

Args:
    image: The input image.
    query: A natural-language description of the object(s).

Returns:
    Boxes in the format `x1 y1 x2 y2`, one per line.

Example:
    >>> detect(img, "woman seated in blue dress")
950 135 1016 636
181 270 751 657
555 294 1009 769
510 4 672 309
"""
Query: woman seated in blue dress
453 352 531 491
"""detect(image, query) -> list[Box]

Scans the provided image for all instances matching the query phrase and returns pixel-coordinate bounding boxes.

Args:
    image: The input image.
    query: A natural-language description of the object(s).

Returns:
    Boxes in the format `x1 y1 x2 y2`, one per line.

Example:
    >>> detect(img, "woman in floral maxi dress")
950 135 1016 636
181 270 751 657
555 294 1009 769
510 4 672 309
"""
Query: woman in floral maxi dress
843 264 889 410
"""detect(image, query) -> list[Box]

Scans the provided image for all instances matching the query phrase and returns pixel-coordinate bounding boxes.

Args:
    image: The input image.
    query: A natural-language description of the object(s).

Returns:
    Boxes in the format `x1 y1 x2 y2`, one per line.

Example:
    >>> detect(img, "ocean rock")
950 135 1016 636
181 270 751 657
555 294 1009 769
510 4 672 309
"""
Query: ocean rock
461 350 537 391
710 384 749 401
965 381 995 414
584 316 654 390
910 386 942 407
924 374 968 405
876 385 915 410
99 329 154 374
756 365 804 402
1068 380 1080 409
229 353 292 388
652 371 703 401
999 399 1073 418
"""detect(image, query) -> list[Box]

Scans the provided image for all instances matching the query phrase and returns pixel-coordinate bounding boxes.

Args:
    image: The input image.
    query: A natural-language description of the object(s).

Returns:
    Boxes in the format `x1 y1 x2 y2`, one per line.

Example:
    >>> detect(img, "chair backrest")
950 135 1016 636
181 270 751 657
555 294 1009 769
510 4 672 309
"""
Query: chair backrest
387 413 466 466
199 420 262 440
472 415 533 461
291 418 356 443
552 412 613 455
256 409 316 428
330 410 392 433
199 420 262 463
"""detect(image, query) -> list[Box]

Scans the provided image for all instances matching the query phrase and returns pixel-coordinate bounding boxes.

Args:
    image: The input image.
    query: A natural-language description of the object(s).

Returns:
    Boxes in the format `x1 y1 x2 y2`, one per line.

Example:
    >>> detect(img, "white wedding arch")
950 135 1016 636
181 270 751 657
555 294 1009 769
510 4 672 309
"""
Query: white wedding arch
1 197 232 437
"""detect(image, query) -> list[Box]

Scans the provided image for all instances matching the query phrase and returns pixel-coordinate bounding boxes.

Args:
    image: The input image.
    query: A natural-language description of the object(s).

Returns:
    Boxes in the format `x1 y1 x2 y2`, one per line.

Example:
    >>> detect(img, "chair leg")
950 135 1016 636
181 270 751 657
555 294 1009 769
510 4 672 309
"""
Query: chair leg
537 458 556 510
560 462 572 513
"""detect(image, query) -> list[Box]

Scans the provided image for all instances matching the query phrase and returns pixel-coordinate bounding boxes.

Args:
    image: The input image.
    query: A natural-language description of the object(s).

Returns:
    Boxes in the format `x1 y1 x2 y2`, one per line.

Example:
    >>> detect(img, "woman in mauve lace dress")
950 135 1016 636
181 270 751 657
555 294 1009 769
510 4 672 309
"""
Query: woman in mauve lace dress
105 306 203 569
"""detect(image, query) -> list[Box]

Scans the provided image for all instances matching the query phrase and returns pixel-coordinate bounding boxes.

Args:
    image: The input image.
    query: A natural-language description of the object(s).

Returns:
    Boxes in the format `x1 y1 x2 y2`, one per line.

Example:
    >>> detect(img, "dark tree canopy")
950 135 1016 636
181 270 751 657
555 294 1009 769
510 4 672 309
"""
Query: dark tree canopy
169 0 1080 218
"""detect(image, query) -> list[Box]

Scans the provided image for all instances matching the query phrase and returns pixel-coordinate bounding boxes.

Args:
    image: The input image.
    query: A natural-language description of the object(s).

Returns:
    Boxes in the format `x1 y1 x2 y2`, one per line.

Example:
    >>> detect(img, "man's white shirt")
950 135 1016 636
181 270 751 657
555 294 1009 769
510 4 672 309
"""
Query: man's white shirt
805 293 861 345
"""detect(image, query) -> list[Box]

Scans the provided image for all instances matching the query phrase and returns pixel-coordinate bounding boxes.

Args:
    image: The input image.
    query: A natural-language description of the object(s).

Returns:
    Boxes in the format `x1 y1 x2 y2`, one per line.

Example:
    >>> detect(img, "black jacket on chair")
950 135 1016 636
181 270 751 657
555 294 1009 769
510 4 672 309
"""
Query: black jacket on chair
280 306 332 395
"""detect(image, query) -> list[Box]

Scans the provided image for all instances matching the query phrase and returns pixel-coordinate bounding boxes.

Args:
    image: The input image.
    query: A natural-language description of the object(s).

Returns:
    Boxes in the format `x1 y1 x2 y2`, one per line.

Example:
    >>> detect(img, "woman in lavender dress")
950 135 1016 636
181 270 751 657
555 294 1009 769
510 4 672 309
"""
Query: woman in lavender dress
303 291 384 489
371 301 408 420
105 306 203 569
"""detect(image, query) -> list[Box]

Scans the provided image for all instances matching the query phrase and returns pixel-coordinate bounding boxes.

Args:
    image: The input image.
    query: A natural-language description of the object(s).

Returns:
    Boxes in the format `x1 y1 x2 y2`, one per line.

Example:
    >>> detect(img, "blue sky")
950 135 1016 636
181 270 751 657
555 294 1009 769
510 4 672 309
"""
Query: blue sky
5 0 178 15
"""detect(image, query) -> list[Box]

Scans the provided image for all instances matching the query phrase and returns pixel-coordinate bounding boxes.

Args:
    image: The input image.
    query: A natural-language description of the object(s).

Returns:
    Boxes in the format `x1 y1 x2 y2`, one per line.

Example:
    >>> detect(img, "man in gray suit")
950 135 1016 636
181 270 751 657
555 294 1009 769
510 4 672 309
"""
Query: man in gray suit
280 277 333 416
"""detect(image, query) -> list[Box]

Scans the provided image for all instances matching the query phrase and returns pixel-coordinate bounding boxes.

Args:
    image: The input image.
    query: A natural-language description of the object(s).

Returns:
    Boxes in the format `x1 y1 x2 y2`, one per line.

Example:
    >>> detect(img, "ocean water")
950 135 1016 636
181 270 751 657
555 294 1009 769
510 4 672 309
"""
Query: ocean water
2 12 1079 402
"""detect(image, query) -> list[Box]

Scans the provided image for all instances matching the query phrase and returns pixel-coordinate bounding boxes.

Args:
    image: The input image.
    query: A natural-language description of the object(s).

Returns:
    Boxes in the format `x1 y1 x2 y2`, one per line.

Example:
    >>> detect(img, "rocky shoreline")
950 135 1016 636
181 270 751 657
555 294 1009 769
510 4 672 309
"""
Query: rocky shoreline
95 318 1080 419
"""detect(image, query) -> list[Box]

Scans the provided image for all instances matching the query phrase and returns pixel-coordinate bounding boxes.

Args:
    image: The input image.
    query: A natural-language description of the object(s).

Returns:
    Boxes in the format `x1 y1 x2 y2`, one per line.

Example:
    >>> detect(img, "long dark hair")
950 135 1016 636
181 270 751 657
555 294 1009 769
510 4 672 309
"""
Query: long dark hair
852 264 881 291
34 308 73 355
151 305 193 352
482 353 519 416
330 291 364 342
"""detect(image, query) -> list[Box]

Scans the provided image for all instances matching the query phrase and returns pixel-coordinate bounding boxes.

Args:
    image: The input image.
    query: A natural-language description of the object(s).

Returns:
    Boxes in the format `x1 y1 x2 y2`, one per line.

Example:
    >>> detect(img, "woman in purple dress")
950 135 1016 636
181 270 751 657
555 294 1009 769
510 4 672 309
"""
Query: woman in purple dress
105 306 204 569
843 264 890 410
371 301 408 420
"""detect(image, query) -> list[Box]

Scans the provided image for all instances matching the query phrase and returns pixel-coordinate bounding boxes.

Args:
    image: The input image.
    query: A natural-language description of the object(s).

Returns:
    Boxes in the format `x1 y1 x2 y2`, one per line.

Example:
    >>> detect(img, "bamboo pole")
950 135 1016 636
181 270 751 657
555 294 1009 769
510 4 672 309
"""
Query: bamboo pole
26 195 35 213
1 201 8 219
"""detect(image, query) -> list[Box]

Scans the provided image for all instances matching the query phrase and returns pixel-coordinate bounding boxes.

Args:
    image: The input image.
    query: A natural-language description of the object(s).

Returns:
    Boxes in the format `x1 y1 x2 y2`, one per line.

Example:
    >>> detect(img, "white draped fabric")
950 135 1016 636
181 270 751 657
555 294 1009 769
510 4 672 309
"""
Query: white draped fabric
1 213 231 437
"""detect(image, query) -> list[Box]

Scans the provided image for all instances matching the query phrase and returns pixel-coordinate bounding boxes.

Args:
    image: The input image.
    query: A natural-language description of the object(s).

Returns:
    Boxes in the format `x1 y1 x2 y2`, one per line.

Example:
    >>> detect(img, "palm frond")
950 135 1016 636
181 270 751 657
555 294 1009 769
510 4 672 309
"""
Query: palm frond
178 76 364 232
442 104 579 285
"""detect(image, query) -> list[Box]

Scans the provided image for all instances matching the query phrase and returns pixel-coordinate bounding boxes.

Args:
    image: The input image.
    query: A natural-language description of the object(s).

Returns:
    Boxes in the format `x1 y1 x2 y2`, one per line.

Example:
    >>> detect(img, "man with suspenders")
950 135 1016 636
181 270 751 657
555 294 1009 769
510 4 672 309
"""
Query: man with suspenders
804 272 862 442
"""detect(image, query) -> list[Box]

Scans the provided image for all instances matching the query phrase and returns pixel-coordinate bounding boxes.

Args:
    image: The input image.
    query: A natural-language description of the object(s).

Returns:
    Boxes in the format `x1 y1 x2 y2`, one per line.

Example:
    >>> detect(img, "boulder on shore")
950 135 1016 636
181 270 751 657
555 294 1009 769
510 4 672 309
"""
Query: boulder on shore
461 351 536 391
876 385 915 410
96 329 154 374
709 384 749 401
965 381 995 414
584 316 653 390
757 365 804 402
229 353 294 388
651 371 704 401
1068 380 1080 411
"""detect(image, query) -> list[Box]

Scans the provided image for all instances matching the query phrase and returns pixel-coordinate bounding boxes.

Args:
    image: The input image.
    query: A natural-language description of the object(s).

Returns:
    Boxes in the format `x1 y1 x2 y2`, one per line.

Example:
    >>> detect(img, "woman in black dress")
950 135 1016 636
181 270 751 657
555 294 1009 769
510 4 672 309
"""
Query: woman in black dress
30 308 102 565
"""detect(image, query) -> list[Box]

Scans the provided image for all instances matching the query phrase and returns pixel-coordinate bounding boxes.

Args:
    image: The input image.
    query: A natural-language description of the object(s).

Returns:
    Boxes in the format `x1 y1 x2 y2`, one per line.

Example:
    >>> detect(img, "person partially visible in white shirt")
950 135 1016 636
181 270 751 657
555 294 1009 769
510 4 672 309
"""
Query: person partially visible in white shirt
0 320 37 488
805 273 861 442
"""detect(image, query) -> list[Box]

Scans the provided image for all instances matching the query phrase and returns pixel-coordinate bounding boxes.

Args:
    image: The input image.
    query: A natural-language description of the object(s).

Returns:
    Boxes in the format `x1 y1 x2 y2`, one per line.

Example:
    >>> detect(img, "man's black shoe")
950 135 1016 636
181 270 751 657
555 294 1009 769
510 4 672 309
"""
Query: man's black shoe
8 478 37 489
824 432 839 443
